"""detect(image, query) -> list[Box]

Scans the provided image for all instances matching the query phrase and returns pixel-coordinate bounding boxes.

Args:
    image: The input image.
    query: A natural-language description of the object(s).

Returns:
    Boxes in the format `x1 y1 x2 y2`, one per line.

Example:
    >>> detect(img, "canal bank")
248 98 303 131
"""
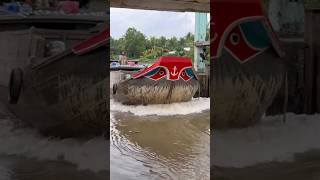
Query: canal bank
110 66 210 179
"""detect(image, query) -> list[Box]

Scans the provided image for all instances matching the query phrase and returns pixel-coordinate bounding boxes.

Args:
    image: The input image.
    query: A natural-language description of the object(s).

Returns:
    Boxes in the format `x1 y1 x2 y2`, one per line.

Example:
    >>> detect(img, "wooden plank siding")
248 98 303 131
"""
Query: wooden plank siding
266 38 305 115
194 64 210 98
110 0 210 12
304 9 320 113
267 9 320 115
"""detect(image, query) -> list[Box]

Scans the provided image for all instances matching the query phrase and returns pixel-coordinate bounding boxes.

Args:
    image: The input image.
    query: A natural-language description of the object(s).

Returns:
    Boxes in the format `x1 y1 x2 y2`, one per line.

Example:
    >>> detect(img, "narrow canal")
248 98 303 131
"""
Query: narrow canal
110 71 210 179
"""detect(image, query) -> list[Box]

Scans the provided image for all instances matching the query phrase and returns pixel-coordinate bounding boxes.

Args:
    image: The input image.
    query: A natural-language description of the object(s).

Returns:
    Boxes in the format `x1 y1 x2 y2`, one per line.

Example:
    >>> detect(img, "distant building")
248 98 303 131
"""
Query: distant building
184 47 191 52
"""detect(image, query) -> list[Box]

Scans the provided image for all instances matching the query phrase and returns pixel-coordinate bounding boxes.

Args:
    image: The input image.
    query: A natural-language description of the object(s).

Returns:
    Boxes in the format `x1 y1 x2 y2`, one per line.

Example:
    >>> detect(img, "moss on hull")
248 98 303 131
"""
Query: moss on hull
114 78 199 105
212 49 285 128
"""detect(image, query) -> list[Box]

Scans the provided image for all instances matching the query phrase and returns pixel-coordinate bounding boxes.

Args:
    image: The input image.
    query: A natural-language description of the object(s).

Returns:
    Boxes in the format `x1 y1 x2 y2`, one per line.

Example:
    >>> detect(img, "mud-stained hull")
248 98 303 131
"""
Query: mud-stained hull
212 49 285 128
210 0 286 129
1 46 108 138
113 78 199 105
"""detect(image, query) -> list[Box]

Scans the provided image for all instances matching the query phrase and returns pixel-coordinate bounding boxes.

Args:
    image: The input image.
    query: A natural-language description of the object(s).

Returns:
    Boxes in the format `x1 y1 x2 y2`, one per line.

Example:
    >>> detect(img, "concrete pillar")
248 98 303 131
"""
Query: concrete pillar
194 12 207 72
268 0 304 36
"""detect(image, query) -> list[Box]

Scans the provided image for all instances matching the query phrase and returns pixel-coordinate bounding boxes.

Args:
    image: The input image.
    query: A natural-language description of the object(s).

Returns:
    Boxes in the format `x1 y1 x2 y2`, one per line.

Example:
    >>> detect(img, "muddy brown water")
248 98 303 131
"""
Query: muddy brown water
110 70 210 179
110 105 210 179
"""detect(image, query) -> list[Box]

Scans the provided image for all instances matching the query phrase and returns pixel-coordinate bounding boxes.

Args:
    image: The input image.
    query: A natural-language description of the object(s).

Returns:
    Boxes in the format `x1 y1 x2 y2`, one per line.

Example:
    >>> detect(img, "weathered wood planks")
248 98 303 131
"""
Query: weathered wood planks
110 0 210 12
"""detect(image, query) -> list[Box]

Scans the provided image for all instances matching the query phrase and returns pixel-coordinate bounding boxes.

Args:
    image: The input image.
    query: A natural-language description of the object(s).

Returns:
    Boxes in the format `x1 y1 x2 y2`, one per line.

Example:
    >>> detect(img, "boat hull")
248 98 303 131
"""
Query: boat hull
113 78 199 105
212 49 285 128
1 47 108 138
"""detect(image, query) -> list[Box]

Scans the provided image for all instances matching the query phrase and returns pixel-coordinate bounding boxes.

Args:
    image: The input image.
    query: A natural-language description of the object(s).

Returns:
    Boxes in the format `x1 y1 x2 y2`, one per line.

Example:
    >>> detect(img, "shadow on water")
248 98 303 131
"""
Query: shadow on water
0 155 107 180
212 113 320 180
213 150 320 180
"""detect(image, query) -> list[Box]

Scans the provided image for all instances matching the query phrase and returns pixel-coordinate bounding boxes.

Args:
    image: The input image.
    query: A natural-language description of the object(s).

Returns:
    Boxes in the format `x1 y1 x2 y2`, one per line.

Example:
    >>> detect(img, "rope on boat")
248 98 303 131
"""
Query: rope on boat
283 72 288 123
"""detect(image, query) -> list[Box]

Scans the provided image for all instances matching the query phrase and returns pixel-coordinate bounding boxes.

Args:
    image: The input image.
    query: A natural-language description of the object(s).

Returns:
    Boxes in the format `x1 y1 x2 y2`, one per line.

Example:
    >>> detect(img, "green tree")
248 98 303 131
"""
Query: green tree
183 32 194 61
185 32 194 45
147 36 158 49
178 37 186 48
110 36 117 60
110 28 197 63
158 36 167 49
167 37 179 50
123 27 146 58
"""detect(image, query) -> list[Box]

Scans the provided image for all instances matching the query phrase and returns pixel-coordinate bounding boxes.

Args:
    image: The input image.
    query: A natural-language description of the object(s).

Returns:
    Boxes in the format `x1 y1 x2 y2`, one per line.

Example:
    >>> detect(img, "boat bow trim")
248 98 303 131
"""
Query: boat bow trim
72 28 109 55
211 0 284 60
132 56 197 81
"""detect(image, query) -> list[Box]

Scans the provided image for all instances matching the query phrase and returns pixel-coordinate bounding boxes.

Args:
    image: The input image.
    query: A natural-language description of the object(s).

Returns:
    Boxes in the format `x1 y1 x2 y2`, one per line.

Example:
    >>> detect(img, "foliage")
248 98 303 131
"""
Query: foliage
123 28 146 59
111 27 196 63
111 26 211 64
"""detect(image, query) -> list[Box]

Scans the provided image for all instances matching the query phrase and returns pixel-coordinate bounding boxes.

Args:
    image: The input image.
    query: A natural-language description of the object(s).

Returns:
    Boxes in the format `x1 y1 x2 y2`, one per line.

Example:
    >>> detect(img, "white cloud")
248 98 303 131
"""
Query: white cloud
110 8 196 39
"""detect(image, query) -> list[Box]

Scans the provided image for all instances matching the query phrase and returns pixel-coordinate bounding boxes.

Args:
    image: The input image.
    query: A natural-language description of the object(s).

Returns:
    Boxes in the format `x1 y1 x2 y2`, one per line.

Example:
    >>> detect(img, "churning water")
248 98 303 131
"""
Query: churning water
0 103 108 180
110 98 210 180
213 113 320 180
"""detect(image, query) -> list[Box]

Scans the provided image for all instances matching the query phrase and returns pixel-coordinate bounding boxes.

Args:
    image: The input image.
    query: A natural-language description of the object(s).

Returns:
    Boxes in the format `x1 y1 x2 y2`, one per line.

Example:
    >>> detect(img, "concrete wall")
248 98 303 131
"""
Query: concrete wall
267 9 320 115
268 0 304 36
88 0 107 11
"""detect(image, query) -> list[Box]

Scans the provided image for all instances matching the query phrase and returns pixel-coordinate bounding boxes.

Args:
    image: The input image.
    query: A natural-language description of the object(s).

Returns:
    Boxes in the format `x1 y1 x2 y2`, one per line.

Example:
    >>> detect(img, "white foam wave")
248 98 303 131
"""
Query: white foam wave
110 98 210 116
213 113 320 168
0 118 107 172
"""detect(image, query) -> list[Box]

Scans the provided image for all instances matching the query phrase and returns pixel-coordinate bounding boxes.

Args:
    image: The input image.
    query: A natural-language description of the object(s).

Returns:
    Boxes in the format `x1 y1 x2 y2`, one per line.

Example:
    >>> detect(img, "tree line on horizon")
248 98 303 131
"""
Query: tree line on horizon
110 27 201 63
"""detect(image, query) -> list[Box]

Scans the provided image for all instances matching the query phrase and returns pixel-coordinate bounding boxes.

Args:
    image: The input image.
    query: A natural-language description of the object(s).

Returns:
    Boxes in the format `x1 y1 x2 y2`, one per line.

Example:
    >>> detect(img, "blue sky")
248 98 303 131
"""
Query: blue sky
110 8 196 39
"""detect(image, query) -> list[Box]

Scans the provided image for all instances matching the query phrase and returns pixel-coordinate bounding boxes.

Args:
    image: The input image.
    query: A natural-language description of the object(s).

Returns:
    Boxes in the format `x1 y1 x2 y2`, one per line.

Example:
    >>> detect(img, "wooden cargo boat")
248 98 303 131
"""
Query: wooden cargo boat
0 12 108 137
211 0 286 128
112 56 199 105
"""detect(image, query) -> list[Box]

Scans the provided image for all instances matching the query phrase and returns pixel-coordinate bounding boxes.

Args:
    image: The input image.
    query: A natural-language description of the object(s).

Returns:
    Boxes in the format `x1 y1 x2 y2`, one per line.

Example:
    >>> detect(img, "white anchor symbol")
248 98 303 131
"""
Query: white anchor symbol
171 66 178 76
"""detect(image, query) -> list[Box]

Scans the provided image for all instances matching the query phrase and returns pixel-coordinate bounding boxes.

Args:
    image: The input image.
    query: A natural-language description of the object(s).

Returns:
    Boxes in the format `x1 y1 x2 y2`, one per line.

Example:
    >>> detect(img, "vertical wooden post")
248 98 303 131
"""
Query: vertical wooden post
304 10 314 113
304 9 320 114
315 10 320 113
